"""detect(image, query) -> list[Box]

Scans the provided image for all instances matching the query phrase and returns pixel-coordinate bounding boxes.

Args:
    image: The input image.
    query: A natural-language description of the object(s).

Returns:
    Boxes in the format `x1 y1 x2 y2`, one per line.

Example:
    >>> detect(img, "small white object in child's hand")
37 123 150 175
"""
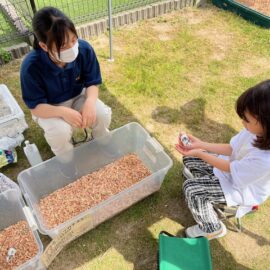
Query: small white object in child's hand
180 134 192 146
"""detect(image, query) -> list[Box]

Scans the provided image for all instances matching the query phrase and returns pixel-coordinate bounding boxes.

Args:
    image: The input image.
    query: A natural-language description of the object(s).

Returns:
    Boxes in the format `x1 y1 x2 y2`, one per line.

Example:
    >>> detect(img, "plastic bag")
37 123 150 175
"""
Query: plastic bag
0 173 20 193
0 149 17 168
0 134 24 150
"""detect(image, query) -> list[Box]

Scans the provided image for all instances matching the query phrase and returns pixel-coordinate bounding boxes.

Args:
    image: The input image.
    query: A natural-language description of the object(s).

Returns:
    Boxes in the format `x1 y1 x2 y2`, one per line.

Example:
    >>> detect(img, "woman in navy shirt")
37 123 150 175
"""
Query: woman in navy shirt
21 7 111 157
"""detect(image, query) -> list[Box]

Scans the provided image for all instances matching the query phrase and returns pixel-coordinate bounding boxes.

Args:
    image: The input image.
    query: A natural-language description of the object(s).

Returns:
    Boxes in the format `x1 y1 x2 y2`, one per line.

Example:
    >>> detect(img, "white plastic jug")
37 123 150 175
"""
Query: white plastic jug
23 140 43 166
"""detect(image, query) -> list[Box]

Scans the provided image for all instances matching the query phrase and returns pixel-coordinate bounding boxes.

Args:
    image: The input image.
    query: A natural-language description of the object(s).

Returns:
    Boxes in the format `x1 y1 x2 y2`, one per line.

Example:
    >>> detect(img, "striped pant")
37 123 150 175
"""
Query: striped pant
182 156 227 233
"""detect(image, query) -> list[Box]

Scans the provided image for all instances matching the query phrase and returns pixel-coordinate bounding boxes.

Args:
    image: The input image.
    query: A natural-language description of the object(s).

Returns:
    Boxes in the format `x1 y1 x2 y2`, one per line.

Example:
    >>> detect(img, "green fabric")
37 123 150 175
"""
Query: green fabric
212 0 270 28
159 233 212 270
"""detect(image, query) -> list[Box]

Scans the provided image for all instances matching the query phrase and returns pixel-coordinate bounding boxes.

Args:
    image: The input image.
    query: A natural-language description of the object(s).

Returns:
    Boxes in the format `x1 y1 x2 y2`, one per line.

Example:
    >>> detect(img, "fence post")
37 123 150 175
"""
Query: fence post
29 0 37 14
108 0 114 62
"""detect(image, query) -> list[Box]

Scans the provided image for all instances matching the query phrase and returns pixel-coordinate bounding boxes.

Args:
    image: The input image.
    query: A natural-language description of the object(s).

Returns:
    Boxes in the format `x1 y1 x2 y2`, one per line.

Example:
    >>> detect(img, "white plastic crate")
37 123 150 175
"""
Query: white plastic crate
18 122 173 238
0 84 28 139
0 189 44 270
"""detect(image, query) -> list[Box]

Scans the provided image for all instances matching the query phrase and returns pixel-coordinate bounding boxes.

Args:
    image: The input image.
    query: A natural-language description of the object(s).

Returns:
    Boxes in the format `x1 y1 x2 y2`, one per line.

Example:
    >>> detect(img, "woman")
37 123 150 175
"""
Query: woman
20 7 111 157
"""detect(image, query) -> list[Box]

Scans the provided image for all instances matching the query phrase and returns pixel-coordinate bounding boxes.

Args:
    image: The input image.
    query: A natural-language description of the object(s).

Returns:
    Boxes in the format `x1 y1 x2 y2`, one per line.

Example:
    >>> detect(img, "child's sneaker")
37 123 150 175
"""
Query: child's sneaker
185 221 227 240
183 166 195 179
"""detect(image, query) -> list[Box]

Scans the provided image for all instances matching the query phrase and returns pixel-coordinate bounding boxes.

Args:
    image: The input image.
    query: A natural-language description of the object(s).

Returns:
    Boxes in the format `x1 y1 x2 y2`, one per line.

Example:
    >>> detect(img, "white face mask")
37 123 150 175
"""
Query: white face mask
55 41 79 63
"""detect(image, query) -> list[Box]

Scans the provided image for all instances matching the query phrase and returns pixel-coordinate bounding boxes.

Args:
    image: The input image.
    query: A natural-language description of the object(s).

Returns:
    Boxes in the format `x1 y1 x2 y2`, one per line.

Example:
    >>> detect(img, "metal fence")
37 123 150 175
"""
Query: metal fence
0 0 166 45
0 0 33 44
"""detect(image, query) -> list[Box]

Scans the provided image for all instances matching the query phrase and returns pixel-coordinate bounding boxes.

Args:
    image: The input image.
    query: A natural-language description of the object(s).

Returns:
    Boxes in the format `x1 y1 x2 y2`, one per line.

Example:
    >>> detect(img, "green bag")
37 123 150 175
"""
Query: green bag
158 231 212 270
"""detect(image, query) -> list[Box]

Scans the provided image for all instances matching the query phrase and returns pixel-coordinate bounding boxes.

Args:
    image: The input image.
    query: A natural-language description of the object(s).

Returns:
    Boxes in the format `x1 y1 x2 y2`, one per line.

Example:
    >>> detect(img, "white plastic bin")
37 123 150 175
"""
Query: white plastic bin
0 84 28 139
0 189 44 270
18 122 173 238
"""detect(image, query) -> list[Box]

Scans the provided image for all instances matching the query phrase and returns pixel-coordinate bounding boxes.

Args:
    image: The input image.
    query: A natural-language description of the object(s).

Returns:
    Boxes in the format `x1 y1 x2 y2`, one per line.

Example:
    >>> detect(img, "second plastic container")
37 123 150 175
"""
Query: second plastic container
0 189 44 269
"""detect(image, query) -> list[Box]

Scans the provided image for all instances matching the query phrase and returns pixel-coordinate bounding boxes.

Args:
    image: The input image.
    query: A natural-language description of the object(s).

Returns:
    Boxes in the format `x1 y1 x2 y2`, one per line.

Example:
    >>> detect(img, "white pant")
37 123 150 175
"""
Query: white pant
34 92 111 156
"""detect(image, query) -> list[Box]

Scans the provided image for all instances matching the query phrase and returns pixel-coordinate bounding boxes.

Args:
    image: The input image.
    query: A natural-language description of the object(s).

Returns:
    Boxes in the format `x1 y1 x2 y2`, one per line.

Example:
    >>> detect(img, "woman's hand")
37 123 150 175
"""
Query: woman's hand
81 98 96 128
61 107 83 128
175 143 204 157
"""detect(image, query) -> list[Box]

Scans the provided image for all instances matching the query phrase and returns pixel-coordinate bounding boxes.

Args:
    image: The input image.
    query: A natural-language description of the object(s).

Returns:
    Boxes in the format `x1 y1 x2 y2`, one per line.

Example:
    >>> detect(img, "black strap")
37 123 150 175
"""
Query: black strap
72 128 90 145
159 230 175 237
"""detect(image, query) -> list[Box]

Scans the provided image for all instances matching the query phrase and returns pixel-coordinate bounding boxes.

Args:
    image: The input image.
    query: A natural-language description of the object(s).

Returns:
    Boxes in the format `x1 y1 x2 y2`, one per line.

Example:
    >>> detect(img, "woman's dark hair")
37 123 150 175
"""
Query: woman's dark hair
32 7 78 56
236 79 270 150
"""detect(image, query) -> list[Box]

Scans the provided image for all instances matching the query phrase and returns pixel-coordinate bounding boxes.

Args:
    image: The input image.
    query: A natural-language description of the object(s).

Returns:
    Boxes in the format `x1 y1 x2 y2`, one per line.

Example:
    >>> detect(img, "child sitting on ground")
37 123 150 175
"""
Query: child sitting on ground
175 79 270 239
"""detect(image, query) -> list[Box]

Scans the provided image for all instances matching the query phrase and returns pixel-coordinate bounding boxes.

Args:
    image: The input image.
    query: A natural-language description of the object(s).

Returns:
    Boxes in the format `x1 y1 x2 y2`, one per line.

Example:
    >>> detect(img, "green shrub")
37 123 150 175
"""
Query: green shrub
0 48 12 64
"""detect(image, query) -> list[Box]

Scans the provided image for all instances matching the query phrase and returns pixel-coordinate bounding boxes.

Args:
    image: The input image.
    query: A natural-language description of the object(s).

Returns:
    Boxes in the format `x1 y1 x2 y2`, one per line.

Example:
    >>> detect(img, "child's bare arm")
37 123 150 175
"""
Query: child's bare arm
200 142 232 156
175 144 231 172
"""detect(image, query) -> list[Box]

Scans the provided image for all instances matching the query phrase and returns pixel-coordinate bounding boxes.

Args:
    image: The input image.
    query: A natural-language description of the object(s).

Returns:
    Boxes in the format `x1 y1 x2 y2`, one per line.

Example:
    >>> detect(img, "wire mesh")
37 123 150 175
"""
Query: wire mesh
235 0 270 16
34 0 163 25
0 0 33 44
0 0 173 45
34 0 108 25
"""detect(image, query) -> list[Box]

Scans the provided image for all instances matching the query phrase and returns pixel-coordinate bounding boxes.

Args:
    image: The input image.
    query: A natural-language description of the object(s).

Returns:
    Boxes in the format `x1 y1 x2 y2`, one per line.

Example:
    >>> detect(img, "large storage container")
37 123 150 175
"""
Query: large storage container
18 122 173 238
0 189 44 269
0 84 28 139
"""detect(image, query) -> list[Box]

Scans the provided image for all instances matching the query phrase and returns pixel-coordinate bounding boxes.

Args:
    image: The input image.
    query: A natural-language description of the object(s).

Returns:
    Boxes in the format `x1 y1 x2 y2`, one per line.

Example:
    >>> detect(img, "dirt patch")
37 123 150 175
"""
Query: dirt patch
152 22 175 41
196 27 234 61
239 56 270 78
179 9 209 25
237 0 270 16
91 34 108 50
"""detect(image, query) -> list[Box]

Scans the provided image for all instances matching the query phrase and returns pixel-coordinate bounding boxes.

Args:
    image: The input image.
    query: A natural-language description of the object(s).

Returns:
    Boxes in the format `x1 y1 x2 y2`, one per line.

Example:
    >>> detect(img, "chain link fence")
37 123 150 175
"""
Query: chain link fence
0 0 33 44
0 0 167 45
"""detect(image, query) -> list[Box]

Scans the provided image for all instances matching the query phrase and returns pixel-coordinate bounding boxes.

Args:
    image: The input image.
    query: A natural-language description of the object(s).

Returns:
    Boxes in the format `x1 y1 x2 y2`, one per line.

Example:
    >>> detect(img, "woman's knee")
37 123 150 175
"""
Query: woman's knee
95 100 112 128
39 118 73 141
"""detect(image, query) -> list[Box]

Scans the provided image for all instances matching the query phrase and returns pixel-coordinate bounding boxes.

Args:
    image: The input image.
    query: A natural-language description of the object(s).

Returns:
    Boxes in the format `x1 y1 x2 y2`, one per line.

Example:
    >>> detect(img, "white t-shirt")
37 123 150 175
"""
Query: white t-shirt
214 129 270 217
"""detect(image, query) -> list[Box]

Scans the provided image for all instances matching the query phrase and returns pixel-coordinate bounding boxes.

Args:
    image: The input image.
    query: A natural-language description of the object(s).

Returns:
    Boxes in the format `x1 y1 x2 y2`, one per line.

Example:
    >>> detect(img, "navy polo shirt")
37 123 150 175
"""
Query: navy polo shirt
20 39 102 109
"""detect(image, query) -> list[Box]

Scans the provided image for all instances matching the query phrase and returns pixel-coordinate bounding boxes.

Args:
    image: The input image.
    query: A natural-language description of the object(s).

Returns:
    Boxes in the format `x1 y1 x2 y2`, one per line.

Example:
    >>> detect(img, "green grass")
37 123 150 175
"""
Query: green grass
1 4 270 270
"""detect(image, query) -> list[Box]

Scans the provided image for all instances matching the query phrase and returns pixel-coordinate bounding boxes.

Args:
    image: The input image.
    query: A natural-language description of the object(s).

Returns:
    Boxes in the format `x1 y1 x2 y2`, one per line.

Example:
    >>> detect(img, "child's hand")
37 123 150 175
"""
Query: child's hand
175 143 203 157
186 134 203 149
178 132 203 149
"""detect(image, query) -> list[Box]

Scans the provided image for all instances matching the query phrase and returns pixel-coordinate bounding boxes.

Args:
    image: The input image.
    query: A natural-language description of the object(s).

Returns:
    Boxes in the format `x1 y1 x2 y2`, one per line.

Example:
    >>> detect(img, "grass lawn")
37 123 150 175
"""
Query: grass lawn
1 3 270 270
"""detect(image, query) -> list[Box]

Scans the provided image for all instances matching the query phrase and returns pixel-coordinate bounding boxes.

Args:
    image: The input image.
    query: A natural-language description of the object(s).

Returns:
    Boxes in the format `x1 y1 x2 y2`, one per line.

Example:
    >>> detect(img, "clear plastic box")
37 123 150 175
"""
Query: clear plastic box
18 122 173 238
0 84 28 138
0 189 44 270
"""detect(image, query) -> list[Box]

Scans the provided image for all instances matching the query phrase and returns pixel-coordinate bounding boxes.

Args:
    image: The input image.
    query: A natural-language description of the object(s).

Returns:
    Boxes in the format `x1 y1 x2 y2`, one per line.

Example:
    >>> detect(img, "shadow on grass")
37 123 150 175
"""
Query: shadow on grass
152 98 237 143
242 227 270 247
47 86 252 270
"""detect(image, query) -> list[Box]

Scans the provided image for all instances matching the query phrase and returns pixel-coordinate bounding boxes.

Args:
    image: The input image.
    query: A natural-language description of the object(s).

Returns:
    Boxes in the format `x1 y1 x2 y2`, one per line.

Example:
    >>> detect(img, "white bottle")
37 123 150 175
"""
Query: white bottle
23 140 43 166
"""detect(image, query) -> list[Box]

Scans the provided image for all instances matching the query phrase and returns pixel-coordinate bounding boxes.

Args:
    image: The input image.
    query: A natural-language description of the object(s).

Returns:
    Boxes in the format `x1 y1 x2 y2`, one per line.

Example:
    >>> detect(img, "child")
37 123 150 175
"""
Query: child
175 80 270 239
20 7 111 157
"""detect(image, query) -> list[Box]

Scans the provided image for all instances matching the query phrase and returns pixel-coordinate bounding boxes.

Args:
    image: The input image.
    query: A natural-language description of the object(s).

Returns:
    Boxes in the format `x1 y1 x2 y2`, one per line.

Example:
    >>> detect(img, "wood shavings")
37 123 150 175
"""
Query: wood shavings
0 220 39 270
39 153 151 229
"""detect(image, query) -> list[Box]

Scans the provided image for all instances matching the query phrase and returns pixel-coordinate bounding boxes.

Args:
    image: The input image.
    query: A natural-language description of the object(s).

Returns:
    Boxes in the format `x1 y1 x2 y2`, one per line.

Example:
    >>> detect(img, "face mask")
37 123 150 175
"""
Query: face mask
55 41 79 63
